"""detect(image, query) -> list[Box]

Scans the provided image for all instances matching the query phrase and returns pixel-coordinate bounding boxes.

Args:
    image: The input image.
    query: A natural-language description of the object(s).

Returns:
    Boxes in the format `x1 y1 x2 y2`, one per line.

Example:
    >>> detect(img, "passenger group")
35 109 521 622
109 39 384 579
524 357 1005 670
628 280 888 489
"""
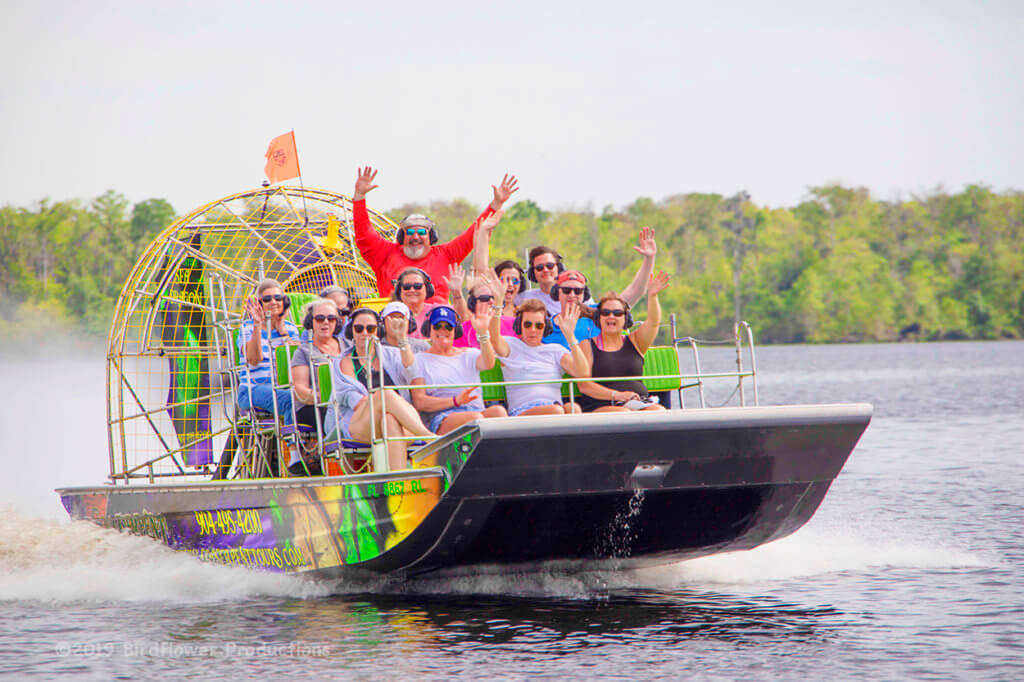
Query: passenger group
236 167 671 474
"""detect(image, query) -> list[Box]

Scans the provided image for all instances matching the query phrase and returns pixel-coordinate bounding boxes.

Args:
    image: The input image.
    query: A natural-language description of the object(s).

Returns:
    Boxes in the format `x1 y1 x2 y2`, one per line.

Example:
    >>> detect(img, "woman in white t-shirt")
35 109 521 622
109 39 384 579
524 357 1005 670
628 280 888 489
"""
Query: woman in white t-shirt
409 304 507 434
490 298 590 416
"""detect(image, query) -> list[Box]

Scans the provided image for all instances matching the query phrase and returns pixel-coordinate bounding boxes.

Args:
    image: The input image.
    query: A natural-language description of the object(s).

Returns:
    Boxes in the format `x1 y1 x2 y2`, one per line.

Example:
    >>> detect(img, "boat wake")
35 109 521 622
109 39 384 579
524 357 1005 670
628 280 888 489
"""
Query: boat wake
0 508 329 604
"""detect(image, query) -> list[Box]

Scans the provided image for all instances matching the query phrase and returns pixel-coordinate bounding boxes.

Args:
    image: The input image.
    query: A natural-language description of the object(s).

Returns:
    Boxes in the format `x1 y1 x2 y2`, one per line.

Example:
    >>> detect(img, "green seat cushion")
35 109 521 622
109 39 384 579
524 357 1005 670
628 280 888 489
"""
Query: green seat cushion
480 361 507 402
642 346 681 392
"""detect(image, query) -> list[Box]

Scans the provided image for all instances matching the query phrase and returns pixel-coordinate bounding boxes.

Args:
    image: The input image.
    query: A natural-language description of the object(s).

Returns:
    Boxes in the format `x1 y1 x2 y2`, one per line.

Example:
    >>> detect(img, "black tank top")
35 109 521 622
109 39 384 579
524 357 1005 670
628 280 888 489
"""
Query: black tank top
352 352 395 391
579 335 648 411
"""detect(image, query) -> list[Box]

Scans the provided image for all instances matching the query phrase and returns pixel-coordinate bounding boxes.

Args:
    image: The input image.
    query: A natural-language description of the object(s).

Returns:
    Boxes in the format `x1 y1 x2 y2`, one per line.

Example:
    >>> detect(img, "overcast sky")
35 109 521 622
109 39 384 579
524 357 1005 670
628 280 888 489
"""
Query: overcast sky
2 0 1022 215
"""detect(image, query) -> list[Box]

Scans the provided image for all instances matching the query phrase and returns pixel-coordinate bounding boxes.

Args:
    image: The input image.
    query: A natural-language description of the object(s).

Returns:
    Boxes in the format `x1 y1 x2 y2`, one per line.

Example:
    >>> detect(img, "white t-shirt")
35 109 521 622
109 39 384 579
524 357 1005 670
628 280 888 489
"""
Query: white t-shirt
514 288 561 316
500 337 568 410
409 349 484 424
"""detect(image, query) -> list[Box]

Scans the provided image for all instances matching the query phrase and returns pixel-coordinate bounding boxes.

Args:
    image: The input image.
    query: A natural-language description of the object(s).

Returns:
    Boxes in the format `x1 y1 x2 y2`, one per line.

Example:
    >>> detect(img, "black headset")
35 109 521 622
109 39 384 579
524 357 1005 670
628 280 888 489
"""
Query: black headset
344 308 384 340
512 307 554 336
494 260 527 294
395 216 439 245
527 248 565 283
420 312 464 340
303 302 343 336
391 268 435 300
550 280 591 302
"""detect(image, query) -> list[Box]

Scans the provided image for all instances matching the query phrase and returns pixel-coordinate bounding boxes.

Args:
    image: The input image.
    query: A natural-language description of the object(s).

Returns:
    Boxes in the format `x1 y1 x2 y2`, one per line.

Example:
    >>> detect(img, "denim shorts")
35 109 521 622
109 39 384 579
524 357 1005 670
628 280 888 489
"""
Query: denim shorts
429 404 479 432
509 399 562 417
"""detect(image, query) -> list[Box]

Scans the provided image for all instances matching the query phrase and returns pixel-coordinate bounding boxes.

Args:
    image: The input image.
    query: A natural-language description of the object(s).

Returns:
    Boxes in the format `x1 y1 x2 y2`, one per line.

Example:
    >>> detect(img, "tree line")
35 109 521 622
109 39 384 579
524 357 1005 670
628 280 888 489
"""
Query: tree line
2 185 1021 345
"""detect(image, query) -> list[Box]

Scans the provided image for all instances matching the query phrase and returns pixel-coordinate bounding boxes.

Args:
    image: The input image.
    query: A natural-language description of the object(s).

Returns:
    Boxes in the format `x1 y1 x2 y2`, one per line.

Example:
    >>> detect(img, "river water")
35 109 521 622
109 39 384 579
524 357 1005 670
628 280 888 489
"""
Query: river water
1 340 1022 679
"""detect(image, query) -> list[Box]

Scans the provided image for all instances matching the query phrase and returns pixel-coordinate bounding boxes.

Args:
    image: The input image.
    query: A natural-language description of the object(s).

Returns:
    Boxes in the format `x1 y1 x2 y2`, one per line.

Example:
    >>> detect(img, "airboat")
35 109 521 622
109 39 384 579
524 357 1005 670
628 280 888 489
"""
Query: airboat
56 185 872 578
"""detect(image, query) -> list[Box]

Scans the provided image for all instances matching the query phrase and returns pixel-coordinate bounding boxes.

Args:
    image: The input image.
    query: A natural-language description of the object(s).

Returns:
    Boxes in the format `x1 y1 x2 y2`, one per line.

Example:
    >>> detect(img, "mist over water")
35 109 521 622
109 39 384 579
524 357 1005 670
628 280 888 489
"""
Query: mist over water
1 341 1022 678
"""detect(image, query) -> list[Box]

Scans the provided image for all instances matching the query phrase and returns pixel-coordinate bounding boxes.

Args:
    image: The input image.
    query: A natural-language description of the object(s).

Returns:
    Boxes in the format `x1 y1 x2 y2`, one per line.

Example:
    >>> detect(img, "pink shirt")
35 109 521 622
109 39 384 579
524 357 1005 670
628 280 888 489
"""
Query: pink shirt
454 315 516 348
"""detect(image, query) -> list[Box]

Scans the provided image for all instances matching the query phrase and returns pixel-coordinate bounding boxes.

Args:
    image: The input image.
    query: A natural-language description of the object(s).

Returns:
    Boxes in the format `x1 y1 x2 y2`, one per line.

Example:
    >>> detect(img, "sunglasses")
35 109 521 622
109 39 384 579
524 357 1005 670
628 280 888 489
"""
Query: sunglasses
560 286 585 295
338 309 352 317
599 308 626 317
313 314 339 323
432 322 454 331
474 294 494 303
405 227 428 236
521 320 545 330
503 277 521 286
533 262 558 271
352 324 377 334
401 282 425 291
260 294 285 302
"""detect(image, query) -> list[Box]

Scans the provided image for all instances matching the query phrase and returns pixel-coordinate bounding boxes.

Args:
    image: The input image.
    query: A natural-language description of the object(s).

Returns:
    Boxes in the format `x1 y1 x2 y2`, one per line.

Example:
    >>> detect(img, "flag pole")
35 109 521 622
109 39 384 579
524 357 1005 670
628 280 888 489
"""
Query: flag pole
292 130 309 227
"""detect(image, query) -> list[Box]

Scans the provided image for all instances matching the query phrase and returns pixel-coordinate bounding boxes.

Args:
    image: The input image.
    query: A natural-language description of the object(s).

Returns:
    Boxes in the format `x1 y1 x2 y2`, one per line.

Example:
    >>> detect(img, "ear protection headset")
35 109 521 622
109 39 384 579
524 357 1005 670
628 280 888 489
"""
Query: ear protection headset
550 281 591 302
344 308 383 341
420 315 464 340
303 302 343 336
527 249 565 283
512 309 553 336
467 288 502 313
391 268 435 300
395 216 439 245
494 260 527 294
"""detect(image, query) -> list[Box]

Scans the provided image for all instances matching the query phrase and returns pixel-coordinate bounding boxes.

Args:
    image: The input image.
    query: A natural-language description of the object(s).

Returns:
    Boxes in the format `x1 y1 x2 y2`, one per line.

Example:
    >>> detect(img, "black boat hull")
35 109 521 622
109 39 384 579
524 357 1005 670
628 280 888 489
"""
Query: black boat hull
58 404 871 578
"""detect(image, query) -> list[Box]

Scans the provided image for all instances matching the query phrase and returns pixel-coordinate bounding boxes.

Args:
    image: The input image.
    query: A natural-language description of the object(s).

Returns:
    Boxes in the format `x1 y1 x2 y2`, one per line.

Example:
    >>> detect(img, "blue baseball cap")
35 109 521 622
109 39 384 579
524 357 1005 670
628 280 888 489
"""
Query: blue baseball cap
423 305 463 339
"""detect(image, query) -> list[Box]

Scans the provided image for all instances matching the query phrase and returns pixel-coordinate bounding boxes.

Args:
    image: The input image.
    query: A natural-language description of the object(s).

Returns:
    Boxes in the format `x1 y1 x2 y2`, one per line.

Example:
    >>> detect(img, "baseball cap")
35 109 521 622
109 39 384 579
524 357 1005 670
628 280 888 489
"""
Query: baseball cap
428 306 459 327
399 214 435 229
381 301 410 319
556 270 587 286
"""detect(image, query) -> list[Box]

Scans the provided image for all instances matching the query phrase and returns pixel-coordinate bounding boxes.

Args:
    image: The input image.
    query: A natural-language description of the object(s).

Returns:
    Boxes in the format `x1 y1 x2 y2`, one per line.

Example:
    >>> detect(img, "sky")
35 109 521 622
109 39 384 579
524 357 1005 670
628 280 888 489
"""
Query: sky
2 0 1022 216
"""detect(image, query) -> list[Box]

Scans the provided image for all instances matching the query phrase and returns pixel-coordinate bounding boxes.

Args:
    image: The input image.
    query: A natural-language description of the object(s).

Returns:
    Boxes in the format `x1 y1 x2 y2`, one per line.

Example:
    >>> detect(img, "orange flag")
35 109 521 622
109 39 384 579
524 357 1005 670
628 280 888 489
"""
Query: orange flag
263 131 301 184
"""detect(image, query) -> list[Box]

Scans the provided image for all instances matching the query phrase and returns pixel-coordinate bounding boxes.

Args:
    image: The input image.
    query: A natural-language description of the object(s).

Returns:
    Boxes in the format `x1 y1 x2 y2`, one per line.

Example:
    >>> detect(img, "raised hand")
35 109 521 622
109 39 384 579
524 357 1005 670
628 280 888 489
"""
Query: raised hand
490 174 519 208
453 386 479 407
478 208 504 237
648 270 671 297
354 166 379 199
557 302 580 337
385 313 408 342
633 226 657 259
443 263 465 295
470 300 493 334
244 297 264 324
481 271 506 300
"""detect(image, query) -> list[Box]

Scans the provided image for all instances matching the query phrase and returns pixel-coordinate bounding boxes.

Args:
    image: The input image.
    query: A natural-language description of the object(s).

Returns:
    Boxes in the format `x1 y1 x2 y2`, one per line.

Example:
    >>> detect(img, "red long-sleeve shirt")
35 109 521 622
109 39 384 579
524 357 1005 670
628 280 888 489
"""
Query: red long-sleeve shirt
352 199 494 304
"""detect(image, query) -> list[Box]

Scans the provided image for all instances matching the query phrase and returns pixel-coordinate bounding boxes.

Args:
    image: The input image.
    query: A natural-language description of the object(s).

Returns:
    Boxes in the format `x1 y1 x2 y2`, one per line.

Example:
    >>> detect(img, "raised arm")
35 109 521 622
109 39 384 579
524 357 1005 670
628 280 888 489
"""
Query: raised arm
444 264 469 321
440 174 518 264
630 271 671 354
556 303 590 378
243 298 264 366
471 301 498 371
620 227 657 306
350 166 390 268
471 209 504 276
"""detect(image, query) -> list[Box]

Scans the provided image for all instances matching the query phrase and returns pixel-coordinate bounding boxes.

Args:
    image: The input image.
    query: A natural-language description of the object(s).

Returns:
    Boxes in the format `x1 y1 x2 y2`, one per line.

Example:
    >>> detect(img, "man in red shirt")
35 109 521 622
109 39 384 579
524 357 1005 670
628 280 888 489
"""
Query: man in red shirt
351 166 518 304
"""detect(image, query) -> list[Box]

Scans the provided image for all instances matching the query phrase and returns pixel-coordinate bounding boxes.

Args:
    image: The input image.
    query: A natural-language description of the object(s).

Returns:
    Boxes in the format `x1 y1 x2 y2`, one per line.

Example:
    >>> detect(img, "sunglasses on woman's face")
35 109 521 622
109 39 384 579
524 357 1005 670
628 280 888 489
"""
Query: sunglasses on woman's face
405 227 428 236
260 294 284 302
521 320 545 330
432 322 454 331
599 308 626 317
338 309 352 317
313 314 338 323
352 324 377 334
560 286 585 296
401 282 425 291
533 262 558 272
474 294 494 303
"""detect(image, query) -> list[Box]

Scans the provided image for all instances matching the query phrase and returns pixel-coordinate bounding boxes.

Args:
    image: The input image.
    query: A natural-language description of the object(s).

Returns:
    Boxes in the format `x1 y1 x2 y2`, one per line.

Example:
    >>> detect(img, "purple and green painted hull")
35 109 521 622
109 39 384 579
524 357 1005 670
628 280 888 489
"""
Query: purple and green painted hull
58 404 872 578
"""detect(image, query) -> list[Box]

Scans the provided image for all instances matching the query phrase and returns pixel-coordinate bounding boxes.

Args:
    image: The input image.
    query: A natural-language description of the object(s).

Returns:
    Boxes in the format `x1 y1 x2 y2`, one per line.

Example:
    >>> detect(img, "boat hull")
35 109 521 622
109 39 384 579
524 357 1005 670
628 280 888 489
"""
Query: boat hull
58 404 871 577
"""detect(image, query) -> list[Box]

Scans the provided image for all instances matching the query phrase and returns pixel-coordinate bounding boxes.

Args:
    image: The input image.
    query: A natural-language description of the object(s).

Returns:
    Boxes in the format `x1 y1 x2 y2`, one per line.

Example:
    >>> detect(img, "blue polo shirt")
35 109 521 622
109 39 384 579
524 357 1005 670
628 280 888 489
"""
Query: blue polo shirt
542 313 600 349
